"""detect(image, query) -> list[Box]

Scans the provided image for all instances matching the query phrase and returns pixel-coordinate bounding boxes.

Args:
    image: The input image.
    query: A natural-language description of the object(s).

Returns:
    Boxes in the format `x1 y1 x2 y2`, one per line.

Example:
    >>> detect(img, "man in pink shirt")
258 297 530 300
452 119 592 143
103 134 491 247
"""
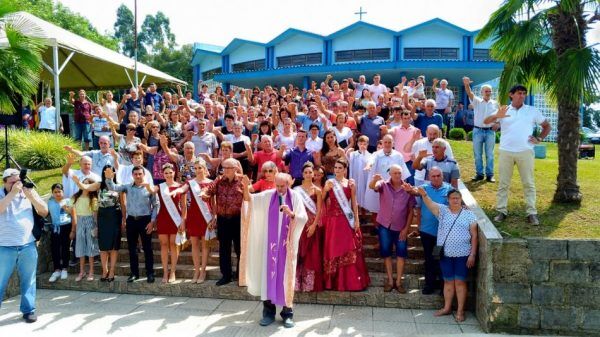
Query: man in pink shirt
368 164 416 293
386 108 420 184
249 135 284 179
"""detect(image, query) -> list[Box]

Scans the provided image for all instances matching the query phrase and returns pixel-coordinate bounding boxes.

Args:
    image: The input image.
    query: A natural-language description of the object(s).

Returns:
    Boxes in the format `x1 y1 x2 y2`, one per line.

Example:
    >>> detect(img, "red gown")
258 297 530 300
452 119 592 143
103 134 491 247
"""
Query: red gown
156 184 183 235
322 186 370 291
186 180 212 238
295 192 324 292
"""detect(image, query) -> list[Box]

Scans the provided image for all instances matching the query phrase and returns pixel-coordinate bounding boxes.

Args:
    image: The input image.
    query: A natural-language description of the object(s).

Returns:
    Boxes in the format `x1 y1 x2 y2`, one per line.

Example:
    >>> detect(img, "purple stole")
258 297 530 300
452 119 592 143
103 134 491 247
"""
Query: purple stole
267 189 293 306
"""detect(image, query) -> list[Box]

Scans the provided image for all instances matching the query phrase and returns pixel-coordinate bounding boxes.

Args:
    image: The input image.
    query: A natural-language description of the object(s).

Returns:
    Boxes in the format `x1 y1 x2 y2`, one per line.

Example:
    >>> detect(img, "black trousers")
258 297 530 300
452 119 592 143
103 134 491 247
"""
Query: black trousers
263 300 293 319
126 215 154 277
50 224 72 270
420 231 441 289
217 214 241 280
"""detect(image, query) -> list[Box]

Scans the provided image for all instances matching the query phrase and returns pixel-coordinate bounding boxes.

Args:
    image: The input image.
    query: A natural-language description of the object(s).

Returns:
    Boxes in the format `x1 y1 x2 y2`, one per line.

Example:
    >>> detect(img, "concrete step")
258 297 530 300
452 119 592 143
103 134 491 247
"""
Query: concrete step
37 272 448 310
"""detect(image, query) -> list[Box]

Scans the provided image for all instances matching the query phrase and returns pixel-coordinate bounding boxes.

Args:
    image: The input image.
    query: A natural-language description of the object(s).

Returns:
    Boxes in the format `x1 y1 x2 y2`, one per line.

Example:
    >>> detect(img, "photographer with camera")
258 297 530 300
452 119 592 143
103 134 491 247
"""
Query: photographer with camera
0 168 48 323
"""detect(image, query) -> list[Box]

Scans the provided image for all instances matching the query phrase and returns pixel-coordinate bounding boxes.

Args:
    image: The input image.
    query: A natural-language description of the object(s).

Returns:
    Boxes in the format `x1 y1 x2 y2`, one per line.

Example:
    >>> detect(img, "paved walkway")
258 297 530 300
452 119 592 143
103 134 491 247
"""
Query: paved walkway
0 290 548 337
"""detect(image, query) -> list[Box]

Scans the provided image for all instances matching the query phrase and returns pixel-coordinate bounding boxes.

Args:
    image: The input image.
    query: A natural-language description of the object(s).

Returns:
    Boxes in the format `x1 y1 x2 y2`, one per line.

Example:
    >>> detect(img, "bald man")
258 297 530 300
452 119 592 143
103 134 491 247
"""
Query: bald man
241 173 308 329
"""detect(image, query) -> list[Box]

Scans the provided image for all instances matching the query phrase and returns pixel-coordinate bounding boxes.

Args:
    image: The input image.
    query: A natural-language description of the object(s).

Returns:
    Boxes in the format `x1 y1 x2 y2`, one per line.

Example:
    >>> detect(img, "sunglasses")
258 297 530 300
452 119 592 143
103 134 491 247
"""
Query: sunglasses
264 169 274 173
127 128 135 131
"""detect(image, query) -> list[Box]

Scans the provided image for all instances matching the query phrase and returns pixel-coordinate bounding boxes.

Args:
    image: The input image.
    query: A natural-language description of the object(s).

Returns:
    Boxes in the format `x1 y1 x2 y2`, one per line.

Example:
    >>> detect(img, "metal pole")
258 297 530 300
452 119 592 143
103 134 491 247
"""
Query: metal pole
134 0 138 89
53 44 61 134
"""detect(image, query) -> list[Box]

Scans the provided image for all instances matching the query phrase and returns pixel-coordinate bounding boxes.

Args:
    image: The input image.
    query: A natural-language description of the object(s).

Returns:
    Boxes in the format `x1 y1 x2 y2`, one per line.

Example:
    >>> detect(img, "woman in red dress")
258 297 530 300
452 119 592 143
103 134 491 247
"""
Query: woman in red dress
147 163 187 283
184 159 214 283
322 159 370 291
294 162 324 292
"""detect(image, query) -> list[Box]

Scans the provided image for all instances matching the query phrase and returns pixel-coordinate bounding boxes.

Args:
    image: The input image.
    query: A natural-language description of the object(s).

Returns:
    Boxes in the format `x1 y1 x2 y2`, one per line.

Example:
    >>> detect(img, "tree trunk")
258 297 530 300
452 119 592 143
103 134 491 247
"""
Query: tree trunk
549 4 585 203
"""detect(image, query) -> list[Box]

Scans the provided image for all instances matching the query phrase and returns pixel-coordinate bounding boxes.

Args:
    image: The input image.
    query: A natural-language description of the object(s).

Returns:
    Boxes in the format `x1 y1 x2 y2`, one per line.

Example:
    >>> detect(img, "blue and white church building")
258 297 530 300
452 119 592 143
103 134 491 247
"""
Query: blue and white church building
190 18 558 140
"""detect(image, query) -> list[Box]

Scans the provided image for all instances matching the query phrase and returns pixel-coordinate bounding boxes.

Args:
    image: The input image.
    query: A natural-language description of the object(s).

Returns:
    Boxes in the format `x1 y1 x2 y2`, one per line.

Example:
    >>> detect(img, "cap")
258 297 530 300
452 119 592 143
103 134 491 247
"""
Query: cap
2 168 19 179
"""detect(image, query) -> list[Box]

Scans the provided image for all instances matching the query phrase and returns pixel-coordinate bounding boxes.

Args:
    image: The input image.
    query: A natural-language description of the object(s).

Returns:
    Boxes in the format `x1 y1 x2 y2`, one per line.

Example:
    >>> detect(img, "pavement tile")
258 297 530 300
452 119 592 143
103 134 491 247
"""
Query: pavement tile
373 307 414 322
216 299 260 313
416 322 462 334
373 321 418 335
412 309 457 324
332 305 373 320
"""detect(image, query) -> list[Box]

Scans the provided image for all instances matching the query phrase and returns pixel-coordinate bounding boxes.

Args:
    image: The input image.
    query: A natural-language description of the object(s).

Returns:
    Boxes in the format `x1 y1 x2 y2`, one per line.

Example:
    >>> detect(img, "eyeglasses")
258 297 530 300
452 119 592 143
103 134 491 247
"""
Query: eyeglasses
151 126 159 129
126 128 135 131
264 169 274 173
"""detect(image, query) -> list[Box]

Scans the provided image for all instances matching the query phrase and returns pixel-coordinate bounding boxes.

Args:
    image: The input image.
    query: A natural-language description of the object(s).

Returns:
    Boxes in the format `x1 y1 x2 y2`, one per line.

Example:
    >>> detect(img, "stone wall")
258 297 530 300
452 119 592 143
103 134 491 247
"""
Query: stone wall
476 237 600 336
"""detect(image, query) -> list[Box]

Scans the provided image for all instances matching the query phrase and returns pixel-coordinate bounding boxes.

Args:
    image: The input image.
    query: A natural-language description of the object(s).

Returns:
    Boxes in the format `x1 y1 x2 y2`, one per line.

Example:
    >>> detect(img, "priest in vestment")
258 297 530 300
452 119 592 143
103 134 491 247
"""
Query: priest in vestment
240 173 308 328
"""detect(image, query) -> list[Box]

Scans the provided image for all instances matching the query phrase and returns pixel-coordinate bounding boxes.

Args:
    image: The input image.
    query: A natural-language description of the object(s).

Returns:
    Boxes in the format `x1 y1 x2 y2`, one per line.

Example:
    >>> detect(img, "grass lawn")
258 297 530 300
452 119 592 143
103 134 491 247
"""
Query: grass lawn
18 141 600 239
451 140 600 239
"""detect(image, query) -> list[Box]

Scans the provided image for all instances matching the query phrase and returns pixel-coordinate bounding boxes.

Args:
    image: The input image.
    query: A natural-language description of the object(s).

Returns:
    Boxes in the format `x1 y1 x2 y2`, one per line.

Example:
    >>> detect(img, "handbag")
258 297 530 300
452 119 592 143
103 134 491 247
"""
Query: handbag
433 209 462 260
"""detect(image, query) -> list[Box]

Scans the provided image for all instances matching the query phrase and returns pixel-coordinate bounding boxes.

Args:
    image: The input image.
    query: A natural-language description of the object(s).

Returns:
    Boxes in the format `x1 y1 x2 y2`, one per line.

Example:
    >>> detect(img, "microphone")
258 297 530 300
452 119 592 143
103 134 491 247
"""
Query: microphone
278 194 283 212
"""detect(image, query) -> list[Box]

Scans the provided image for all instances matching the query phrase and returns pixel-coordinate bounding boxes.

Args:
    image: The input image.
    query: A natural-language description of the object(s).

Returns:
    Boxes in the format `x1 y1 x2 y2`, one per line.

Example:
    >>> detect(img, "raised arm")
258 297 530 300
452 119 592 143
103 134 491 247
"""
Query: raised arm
62 153 77 176
483 105 509 125
462 77 474 101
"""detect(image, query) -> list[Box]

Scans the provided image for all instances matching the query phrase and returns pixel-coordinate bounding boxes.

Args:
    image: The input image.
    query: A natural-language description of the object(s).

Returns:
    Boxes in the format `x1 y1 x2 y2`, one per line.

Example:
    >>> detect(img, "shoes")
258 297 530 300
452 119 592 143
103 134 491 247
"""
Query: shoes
100 273 108 282
107 277 115 282
486 176 496 183
282 317 295 328
383 281 394 292
396 283 407 294
216 278 232 286
147 274 155 283
259 315 275 326
49 271 61 283
127 275 139 283
60 269 68 280
527 214 540 226
471 175 484 182
493 213 507 222
23 313 37 323
86 274 94 281
75 272 86 282
422 287 435 295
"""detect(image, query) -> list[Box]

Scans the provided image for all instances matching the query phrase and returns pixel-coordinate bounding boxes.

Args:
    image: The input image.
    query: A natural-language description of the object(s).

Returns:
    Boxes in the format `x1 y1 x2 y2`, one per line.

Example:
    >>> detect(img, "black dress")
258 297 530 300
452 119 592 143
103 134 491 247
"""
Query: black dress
97 188 122 251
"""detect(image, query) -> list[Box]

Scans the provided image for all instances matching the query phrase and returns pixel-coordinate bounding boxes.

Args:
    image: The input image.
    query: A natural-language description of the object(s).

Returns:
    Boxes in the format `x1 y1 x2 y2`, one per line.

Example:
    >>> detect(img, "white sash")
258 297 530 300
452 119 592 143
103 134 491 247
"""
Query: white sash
160 183 182 226
330 179 355 229
293 186 317 215
188 180 213 224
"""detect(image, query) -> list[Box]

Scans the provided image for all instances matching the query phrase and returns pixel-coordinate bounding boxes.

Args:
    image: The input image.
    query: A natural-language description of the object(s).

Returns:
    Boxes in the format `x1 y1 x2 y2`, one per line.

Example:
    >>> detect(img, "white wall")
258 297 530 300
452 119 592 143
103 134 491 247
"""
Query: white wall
274 34 322 58
331 26 394 58
228 44 266 68
402 23 464 59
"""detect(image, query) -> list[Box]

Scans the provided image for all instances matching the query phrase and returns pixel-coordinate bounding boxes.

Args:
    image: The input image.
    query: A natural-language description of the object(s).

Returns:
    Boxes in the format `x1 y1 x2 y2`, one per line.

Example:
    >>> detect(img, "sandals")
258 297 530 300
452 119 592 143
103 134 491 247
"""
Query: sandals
75 272 86 282
86 274 95 281
197 271 206 284
395 280 407 294
383 281 394 292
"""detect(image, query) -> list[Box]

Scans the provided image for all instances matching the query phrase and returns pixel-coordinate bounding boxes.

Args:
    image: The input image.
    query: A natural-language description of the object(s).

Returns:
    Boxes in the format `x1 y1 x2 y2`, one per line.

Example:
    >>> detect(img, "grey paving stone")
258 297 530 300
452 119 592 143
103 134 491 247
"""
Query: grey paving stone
216 299 260 313
332 305 373 320
373 321 418 335
372 307 414 322
415 322 462 334
412 309 457 324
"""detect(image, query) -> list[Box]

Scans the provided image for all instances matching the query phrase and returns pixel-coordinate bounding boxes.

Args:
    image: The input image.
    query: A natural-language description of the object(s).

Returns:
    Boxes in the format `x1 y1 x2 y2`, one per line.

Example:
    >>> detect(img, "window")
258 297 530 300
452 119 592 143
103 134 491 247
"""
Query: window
334 48 390 62
276 53 322 68
473 49 493 61
404 48 459 60
231 59 266 72
202 67 222 80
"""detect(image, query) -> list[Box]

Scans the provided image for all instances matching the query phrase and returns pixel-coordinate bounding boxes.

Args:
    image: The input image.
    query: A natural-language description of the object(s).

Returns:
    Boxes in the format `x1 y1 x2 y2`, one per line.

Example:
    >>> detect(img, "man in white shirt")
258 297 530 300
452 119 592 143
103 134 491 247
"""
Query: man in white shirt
463 77 499 182
404 125 454 186
305 124 323 153
349 75 369 99
368 74 388 101
432 78 454 137
484 85 551 225
61 155 101 198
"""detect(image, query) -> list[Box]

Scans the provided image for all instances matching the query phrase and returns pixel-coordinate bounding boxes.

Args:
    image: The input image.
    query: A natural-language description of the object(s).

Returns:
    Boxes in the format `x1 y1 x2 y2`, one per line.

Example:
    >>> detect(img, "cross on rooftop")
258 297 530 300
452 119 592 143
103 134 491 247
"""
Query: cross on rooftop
354 6 367 21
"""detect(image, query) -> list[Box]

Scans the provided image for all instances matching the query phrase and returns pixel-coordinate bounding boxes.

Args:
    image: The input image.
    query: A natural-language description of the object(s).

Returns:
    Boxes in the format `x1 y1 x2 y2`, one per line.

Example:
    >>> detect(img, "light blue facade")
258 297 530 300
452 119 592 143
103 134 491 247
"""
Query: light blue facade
191 18 504 95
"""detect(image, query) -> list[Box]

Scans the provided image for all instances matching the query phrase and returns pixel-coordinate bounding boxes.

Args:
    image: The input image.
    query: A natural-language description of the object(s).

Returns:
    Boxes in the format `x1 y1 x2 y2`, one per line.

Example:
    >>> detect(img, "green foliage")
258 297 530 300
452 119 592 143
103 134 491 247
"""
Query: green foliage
6 0 117 51
140 11 175 53
496 131 501 144
113 4 136 58
1 129 78 170
146 44 194 86
467 130 474 141
0 2 44 114
449 128 467 140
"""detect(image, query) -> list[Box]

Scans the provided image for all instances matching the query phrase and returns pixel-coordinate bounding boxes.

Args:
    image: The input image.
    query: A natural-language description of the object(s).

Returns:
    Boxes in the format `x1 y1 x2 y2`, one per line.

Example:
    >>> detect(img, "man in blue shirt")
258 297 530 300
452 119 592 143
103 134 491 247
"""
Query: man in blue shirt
412 99 444 137
295 104 327 137
0 168 48 323
280 130 314 187
357 101 385 152
141 83 164 114
414 167 451 295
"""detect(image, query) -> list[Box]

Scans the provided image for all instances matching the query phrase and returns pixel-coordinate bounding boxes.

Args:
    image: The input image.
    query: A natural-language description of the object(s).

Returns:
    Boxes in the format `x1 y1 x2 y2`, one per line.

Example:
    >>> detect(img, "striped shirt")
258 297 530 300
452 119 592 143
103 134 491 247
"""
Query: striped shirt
0 189 35 246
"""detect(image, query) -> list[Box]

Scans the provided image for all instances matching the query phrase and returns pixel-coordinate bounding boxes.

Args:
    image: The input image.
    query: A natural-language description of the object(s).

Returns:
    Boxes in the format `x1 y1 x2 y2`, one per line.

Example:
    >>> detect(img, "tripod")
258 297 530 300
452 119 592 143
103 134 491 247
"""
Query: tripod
0 126 36 188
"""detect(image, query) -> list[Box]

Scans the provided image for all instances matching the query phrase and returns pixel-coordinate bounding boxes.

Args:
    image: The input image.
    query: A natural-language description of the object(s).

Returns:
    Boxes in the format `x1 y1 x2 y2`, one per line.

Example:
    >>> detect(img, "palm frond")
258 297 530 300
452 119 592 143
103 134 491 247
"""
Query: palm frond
489 14 549 63
546 47 600 105
477 0 547 42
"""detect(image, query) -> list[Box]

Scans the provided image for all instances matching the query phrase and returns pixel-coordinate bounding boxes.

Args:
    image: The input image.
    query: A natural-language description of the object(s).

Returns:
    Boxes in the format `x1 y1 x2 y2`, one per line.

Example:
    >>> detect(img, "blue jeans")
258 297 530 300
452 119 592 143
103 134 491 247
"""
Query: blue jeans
74 122 91 143
0 242 38 314
472 128 495 177
377 225 408 258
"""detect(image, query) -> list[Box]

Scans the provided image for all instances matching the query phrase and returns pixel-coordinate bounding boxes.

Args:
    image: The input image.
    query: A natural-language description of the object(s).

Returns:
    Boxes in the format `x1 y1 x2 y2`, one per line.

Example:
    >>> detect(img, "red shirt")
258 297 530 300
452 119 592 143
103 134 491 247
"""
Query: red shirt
73 100 92 124
206 175 244 216
252 179 275 193
254 150 284 172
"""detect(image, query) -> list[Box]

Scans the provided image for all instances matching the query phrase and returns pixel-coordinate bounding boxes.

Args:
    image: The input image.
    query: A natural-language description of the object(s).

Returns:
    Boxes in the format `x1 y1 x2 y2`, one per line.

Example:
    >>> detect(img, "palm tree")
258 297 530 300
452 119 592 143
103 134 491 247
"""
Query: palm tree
477 0 600 203
0 4 44 115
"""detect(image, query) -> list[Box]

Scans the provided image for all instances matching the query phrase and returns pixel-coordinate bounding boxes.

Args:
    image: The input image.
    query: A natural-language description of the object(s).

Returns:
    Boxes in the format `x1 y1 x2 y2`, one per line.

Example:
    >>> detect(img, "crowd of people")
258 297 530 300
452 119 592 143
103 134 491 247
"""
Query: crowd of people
0 72 551 327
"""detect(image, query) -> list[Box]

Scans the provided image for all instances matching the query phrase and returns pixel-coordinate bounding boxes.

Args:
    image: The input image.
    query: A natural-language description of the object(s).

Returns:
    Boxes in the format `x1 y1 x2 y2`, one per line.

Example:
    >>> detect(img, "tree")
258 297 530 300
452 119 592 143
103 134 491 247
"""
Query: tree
139 11 175 56
113 4 140 58
6 0 117 51
478 0 600 203
146 44 193 85
0 3 44 114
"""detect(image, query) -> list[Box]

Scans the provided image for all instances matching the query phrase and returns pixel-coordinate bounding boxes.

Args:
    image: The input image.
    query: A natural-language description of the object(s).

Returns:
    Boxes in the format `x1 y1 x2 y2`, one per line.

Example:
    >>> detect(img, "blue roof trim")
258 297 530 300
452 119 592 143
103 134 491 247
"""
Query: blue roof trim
326 21 397 39
220 38 266 55
267 28 324 46
212 60 504 81
191 49 221 66
193 42 225 53
398 18 471 35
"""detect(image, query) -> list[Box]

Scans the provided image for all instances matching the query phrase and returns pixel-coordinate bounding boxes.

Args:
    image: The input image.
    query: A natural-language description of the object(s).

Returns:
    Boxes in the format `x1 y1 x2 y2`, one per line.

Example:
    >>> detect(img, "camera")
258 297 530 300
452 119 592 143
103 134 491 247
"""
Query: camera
19 169 34 189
